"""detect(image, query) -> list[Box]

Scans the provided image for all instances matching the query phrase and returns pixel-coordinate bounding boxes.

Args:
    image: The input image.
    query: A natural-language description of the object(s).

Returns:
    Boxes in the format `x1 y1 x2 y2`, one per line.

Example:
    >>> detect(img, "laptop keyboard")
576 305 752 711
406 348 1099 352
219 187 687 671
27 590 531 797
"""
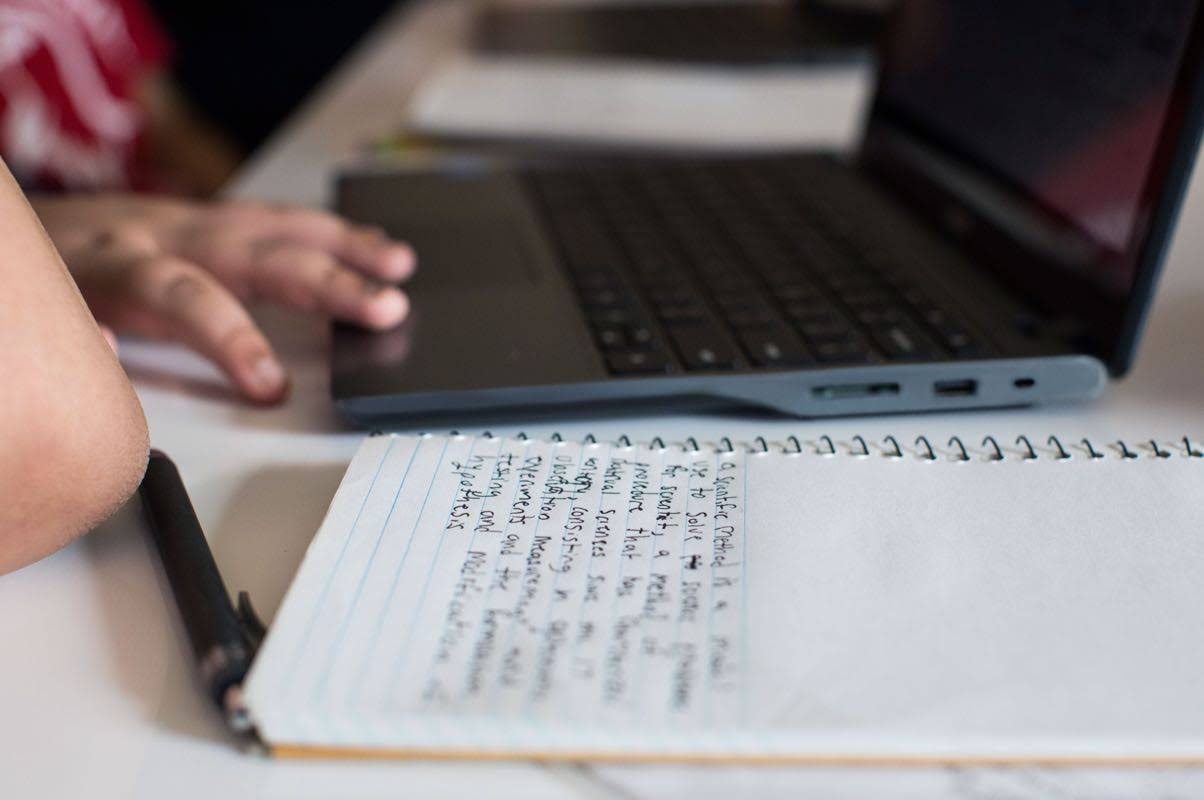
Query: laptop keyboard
525 158 989 376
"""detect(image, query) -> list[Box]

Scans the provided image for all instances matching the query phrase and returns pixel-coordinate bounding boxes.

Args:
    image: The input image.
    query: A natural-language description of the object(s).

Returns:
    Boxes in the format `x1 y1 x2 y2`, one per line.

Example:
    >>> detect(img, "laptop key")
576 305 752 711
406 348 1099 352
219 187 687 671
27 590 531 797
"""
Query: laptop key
595 327 626 349
782 299 838 323
854 306 907 326
581 289 625 309
868 322 942 361
937 327 989 357
739 327 814 367
714 291 770 312
799 319 857 343
573 270 618 290
725 308 780 329
837 288 893 308
627 325 657 347
772 282 824 303
665 324 739 370
606 349 672 375
590 308 638 327
813 339 874 364
658 305 708 324
648 288 703 308
703 273 757 292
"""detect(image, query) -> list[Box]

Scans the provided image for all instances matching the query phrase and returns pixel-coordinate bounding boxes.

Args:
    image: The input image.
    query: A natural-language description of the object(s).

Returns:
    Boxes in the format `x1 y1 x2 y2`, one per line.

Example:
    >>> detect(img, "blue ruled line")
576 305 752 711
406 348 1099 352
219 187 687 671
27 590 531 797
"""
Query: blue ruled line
310 436 423 704
346 435 452 705
282 436 396 701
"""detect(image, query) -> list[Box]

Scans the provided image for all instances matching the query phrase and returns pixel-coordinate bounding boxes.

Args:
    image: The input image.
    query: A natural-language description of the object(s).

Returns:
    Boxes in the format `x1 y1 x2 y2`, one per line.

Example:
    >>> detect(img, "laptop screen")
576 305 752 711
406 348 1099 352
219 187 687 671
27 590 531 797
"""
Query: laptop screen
865 0 1204 370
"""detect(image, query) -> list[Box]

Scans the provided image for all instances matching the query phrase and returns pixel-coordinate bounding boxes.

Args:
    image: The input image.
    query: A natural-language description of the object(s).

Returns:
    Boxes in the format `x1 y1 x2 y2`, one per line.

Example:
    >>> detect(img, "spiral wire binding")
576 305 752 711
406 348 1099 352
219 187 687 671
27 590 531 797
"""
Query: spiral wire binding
1048 436 1070 460
880 435 902 458
1016 436 1038 460
410 430 1204 462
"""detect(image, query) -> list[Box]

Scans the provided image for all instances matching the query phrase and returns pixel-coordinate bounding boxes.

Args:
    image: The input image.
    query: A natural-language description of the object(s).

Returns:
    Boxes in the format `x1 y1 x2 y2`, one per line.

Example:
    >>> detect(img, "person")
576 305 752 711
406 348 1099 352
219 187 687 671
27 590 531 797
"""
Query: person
0 0 417 573
2 178 416 577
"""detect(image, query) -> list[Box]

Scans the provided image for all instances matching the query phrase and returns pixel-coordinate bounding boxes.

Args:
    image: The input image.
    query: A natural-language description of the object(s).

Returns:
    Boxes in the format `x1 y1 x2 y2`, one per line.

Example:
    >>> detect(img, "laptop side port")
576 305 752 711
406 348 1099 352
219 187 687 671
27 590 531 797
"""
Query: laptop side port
812 383 901 400
933 379 978 397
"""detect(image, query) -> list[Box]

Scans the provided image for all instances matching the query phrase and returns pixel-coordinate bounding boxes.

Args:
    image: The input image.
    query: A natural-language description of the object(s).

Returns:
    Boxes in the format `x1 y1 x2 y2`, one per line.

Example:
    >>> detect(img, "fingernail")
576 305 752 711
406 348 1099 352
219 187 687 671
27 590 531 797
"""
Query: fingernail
250 355 286 395
381 244 415 278
365 287 408 328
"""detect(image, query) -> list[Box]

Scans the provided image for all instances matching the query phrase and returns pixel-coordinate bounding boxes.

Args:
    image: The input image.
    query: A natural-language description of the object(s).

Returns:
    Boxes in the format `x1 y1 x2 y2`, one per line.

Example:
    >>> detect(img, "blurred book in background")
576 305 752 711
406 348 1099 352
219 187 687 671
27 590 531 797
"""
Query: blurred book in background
401 55 873 153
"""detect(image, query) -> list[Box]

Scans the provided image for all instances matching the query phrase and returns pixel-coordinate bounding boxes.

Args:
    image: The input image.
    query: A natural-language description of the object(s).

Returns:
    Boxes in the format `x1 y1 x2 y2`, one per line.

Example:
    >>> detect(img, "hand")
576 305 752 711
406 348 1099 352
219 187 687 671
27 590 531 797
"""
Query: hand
32 194 415 404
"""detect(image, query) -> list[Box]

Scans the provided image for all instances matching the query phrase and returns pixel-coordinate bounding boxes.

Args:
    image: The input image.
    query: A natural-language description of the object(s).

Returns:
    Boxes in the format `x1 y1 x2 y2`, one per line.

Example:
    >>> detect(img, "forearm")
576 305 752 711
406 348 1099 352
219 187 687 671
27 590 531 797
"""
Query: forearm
0 164 149 574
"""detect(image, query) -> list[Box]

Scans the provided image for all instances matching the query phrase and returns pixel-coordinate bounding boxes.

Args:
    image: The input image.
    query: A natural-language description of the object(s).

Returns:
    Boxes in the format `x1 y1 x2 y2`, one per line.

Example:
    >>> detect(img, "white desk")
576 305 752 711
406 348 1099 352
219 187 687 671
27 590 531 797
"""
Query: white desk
6 1 1204 797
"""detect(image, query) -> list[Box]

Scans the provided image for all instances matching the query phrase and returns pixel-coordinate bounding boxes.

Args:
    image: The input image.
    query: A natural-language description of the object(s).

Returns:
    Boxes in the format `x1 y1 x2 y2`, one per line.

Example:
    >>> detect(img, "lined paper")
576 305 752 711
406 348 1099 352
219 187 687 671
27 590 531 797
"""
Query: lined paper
246 432 1204 760
246 434 749 752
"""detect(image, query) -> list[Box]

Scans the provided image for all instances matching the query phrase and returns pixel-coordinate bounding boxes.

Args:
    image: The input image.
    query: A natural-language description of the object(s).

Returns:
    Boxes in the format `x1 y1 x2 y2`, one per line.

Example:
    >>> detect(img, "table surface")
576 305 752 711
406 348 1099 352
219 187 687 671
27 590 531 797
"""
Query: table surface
8 1 1204 797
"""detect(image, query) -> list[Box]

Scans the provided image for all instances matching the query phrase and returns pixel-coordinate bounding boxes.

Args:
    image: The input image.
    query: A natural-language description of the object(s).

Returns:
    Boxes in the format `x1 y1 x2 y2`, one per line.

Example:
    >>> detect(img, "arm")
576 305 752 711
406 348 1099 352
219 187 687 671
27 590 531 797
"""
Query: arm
0 165 149 574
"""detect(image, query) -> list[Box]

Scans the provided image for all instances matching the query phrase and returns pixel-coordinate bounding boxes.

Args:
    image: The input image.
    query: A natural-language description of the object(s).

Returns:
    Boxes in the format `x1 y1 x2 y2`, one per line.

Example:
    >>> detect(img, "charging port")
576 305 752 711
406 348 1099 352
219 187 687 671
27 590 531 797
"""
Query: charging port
933 379 978 397
812 382 901 400
1014 377 1036 389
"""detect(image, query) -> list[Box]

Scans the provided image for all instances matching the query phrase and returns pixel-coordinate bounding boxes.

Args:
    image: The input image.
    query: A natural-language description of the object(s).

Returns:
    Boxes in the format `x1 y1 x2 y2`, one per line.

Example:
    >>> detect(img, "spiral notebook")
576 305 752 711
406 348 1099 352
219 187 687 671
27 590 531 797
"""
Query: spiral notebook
242 431 1204 764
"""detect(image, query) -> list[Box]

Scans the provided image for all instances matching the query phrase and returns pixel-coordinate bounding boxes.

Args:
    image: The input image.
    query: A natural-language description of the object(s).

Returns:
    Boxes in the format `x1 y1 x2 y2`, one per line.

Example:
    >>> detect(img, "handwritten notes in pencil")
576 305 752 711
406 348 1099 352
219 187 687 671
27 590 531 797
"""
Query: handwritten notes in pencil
246 433 748 749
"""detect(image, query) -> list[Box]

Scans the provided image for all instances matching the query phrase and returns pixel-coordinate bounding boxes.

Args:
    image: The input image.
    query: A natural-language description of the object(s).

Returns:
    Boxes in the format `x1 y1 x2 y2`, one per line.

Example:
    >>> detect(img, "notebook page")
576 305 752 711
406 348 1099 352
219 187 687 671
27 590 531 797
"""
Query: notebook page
246 433 1204 760
741 445 1204 758
245 434 751 754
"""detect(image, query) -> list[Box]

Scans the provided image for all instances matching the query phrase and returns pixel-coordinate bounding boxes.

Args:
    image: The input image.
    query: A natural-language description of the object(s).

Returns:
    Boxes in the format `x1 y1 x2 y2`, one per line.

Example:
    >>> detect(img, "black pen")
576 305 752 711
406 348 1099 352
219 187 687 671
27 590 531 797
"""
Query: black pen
138 450 255 732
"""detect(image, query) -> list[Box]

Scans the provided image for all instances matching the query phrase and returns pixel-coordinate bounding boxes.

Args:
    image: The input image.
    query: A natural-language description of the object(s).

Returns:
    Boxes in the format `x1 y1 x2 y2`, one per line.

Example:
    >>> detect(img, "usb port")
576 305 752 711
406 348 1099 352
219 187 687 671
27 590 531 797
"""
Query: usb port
933 379 978 397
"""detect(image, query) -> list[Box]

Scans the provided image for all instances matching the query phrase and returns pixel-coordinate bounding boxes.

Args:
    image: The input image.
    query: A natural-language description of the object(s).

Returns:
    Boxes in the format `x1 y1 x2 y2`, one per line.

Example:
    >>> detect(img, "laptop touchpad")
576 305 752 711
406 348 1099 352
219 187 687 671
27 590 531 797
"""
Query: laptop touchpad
395 216 543 290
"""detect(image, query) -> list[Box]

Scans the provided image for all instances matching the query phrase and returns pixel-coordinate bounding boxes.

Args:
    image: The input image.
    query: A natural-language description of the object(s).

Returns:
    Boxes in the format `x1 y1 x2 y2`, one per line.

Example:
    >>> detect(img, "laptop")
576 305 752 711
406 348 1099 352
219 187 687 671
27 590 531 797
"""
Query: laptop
472 0 885 67
332 0 1204 426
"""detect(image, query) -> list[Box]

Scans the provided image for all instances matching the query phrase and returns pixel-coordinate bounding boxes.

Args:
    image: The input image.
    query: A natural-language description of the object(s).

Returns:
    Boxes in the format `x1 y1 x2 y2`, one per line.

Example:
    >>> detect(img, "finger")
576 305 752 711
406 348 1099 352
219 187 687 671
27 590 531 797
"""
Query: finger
126 256 289 403
334 226 416 283
248 242 409 330
253 207 416 282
